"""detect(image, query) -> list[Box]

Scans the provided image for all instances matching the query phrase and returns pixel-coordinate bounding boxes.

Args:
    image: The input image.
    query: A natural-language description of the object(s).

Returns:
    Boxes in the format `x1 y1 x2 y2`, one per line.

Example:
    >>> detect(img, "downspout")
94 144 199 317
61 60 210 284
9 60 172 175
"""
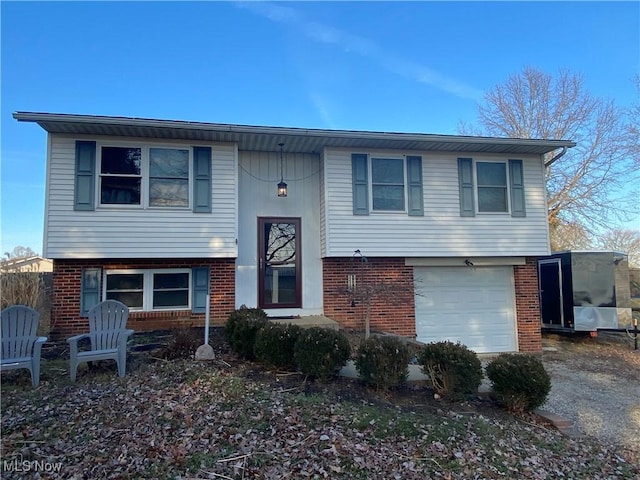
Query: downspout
544 146 568 167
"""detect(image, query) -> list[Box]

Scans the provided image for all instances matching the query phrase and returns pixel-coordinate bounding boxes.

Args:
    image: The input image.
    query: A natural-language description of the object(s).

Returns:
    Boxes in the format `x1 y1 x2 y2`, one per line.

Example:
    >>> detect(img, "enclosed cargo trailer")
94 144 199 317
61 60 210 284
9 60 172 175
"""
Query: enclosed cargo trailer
538 251 633 332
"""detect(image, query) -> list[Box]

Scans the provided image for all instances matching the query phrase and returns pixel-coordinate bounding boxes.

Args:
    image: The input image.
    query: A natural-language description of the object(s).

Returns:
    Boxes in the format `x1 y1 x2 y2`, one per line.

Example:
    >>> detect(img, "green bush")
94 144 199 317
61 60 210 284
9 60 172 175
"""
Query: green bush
355 335 410 391
418 341 483 400
225 306 268 360
293 327 351 380
485 354 551 413
254 322 302 371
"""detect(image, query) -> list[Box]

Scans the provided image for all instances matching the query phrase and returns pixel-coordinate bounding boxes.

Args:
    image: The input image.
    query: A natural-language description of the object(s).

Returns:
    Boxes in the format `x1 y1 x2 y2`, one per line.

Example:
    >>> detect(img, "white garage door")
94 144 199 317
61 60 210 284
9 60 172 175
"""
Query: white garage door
414 266 517 353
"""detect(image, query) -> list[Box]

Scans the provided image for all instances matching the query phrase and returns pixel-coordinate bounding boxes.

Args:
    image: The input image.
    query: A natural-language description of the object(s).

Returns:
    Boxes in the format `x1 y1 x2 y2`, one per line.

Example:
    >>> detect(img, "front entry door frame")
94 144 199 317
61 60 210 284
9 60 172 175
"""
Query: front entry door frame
258 217 302 309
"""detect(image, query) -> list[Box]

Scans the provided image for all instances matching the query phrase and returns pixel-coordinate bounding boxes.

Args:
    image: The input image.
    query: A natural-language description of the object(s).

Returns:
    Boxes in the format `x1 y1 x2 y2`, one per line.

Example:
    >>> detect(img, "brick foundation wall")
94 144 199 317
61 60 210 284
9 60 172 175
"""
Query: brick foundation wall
50 258 235 339
322 258 416 337
514 257 543 353
323 256 542 353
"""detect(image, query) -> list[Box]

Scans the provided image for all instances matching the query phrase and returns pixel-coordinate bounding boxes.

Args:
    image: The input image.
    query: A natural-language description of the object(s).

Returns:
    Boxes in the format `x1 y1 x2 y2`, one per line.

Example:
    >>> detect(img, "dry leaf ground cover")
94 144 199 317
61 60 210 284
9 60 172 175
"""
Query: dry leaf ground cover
1 329 639 479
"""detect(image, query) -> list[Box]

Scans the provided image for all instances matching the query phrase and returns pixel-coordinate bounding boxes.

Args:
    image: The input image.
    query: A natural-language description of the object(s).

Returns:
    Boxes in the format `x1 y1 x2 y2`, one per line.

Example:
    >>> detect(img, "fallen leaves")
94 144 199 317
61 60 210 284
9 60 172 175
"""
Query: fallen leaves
1 350 638 479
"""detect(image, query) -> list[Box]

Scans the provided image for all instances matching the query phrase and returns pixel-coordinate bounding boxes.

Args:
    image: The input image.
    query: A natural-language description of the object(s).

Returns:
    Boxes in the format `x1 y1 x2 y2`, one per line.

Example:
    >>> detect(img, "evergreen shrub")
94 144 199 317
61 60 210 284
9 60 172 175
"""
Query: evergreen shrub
355 335 410 390
293 327 351 380
225 306 268 360
485 353 551 413
418 340 483 400
254 322 302 371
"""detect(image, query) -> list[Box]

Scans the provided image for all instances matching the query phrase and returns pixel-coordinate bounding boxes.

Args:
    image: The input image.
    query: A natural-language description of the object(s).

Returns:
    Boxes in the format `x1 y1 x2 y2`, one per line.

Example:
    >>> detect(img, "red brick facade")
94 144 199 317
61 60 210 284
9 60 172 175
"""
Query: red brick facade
513 258 543 353
322 258 416 337
50 258 235 339
322 256 542 353
51 256 542 353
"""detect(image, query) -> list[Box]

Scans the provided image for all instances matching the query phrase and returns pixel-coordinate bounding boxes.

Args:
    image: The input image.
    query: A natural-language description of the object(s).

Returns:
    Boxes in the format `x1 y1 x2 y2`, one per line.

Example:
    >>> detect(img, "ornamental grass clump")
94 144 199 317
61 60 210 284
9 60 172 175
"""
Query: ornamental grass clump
254 322 302 371
355 335 410 391
293 327 351 380
225 306 268 360
485 353 551 413
418 341 483 400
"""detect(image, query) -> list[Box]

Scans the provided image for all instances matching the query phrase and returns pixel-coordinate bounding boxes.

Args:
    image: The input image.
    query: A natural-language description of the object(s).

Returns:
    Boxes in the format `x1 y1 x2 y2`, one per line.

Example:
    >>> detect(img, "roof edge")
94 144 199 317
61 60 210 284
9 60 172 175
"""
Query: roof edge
13 111 577 148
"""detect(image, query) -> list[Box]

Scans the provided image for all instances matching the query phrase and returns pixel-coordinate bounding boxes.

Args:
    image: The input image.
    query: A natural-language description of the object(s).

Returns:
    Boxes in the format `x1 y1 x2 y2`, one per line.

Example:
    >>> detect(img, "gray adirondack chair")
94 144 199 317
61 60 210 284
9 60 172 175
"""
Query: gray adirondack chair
1 305 48 387
68 300 134 381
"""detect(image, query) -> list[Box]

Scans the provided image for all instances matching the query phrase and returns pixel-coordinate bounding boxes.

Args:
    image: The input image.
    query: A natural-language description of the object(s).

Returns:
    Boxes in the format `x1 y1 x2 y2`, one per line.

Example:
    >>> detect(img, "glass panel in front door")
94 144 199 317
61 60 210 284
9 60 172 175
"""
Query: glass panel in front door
260 219 300 307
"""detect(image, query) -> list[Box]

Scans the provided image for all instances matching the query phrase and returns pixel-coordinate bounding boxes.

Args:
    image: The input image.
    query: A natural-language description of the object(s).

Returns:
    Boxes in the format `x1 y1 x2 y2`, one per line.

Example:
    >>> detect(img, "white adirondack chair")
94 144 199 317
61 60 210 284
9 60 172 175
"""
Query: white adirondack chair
68 300 134 381
1 305 48 387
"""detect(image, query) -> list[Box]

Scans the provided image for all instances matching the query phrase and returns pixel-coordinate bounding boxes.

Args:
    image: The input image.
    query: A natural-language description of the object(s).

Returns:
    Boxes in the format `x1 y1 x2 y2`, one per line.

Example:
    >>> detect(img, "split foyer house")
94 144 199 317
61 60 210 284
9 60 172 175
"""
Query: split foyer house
14 112 575 354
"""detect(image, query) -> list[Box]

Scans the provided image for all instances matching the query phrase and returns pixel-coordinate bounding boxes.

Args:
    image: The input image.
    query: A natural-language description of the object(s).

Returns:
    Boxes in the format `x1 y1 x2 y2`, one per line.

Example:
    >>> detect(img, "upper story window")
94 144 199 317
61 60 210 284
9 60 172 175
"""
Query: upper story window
100 147 142 205
457 157 525 218
351 153 423 216
149 148 190 207
371 157 405 211
98 145 191 208
476 161 508 213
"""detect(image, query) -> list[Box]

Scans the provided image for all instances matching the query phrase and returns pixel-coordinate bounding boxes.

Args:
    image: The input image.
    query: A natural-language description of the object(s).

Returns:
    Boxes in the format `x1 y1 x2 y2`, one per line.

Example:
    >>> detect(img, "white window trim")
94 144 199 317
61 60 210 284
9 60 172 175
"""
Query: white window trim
369 156 407 214
103 268 192 311
97 142 193 210
473 159 511 215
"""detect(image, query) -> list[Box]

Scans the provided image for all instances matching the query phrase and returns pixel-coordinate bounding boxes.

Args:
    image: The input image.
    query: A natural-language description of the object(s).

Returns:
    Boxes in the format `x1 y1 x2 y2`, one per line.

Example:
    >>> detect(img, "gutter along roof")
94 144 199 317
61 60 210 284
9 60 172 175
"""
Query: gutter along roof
14 111 576 156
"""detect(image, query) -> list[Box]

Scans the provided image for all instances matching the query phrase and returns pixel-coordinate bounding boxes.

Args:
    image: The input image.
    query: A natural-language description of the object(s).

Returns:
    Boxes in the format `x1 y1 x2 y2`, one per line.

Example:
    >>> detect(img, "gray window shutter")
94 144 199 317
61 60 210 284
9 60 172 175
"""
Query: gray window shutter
192 266 210 313
406 155 424 216
352 153 369 215
80 267 101 316
509 159 526 217
193 147 212 213
458 158 475 217
74 141 96 211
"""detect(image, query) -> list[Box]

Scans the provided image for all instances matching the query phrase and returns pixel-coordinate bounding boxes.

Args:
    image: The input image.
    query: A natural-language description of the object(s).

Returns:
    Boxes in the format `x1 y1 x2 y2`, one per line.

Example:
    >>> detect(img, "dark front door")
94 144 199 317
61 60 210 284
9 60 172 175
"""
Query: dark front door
258 218 301 309
538 259 565 327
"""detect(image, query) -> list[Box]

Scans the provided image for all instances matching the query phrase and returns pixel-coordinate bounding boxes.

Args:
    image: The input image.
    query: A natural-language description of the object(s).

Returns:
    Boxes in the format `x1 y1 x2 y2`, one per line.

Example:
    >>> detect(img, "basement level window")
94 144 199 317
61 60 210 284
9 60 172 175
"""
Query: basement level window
104 269 190 311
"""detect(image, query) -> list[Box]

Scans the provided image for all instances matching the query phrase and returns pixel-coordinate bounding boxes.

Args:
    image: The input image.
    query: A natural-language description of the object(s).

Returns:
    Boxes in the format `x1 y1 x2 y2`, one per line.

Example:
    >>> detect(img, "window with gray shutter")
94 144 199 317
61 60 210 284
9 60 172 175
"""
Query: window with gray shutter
193 147 212 213
509 159 526 217
406 155 424 216
192 266 210 313
457 158 475 217
75 141 96 211
352 153 369 215
80 267 101 316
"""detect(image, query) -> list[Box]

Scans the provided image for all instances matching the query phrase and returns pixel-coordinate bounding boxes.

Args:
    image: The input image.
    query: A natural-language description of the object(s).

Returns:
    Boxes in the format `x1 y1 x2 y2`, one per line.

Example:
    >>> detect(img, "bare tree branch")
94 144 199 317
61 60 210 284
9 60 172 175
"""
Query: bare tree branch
463 67 638 250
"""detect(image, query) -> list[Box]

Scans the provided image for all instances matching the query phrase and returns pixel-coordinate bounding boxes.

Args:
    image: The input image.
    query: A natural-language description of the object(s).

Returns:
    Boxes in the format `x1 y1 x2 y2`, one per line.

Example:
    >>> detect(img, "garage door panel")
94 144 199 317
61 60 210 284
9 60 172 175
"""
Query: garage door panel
414 266 517 353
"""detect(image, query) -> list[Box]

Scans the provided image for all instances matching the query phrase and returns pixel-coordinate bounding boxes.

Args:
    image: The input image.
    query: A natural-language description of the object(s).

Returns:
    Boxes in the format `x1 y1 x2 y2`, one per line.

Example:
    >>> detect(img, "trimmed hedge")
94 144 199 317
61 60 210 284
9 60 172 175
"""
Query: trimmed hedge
355 335 410 391
294 327 351 380
254 322 302 371
225 306 268 360
419 341 483 400
486 354 551 413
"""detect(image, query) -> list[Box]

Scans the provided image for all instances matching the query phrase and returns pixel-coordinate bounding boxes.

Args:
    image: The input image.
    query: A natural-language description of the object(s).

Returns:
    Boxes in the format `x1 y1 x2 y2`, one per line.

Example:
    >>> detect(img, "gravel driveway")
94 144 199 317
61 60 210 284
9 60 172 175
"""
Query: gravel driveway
540 332 640 454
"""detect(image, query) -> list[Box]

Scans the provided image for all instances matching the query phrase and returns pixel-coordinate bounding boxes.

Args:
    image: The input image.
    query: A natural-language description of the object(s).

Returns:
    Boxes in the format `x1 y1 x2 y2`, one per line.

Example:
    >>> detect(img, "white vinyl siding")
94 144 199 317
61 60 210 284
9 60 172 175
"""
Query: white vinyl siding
44 134 237 258
319 152 327 257
236 150 323 316
322 148 550 257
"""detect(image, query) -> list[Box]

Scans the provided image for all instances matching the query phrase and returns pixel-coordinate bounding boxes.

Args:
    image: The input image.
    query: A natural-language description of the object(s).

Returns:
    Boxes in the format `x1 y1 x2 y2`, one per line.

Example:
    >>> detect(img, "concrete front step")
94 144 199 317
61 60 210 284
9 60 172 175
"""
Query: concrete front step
270 315 339 331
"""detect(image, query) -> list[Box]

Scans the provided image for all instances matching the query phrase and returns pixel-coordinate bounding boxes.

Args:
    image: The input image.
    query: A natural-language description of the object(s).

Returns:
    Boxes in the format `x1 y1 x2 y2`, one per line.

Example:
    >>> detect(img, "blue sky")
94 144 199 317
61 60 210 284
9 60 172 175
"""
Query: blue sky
1 1 639 255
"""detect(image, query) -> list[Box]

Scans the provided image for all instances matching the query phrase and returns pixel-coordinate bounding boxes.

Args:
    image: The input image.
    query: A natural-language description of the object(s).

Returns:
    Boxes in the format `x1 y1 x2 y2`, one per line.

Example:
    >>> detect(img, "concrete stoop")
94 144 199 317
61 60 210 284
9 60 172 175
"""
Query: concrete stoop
270 315 339 331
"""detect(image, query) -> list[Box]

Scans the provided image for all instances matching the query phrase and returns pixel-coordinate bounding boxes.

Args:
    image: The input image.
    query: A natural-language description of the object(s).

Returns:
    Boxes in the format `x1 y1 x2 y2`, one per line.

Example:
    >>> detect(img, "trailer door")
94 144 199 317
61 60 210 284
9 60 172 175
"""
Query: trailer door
538 259 565 328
